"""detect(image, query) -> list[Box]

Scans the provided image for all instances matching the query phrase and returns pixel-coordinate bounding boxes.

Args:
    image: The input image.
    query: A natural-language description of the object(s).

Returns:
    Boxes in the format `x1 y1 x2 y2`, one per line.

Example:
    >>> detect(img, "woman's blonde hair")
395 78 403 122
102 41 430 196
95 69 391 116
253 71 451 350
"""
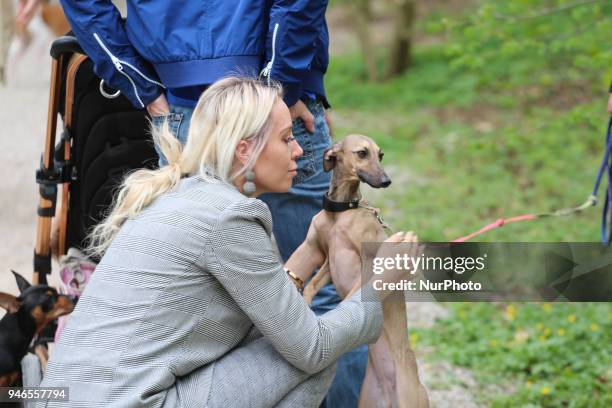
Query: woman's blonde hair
88 77 283 257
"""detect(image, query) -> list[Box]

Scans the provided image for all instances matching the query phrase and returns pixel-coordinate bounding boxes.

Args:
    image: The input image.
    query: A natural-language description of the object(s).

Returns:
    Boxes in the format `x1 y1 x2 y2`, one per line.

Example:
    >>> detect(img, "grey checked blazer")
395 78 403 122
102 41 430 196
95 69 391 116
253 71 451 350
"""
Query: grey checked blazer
38 176 383 407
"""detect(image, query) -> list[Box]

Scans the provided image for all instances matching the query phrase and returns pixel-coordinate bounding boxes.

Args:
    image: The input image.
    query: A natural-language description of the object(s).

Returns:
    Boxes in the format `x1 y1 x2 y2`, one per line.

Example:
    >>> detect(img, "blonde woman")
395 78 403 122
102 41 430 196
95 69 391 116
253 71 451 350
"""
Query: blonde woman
38 77 409 407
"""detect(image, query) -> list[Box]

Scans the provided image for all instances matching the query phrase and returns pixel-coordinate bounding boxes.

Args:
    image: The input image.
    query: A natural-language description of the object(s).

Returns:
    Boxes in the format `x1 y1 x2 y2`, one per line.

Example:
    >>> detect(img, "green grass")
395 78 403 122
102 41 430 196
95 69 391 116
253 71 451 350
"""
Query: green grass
413 303 611 407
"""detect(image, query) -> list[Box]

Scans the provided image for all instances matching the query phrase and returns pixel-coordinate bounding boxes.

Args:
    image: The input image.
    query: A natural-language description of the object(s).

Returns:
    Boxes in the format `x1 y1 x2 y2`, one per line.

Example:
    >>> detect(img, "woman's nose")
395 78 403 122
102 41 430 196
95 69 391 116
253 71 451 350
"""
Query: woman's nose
292 140 303 159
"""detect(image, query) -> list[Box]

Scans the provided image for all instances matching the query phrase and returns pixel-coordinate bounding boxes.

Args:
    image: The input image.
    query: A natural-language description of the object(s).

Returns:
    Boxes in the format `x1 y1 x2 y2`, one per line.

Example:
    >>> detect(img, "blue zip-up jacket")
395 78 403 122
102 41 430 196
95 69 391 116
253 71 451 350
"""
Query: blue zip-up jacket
59 0 329 109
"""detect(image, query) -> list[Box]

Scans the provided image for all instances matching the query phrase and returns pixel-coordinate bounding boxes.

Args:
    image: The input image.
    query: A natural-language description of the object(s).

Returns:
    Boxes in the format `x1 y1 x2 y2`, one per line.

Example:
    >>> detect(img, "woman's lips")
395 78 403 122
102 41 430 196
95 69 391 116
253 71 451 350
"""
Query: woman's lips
289 168 298 176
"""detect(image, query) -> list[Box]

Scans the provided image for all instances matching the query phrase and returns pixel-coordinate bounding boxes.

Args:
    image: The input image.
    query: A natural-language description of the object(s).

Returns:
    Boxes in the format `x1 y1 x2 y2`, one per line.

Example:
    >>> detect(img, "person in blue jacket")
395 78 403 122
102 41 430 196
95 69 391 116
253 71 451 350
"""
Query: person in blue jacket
58 1 367 406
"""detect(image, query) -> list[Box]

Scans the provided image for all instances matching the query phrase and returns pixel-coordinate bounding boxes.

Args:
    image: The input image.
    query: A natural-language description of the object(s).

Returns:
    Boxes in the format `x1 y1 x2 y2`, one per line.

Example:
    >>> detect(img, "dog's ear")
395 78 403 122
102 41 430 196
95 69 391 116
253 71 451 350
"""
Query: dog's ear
11 270 31 294
323 148 336 172
0 293 20 314
323 142 342 172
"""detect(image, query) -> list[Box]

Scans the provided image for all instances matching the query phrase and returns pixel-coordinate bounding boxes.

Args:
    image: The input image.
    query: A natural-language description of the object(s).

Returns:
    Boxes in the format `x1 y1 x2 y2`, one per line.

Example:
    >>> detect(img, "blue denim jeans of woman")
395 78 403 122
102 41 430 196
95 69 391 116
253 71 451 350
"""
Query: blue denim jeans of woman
151 99 367 408
152 105 194 166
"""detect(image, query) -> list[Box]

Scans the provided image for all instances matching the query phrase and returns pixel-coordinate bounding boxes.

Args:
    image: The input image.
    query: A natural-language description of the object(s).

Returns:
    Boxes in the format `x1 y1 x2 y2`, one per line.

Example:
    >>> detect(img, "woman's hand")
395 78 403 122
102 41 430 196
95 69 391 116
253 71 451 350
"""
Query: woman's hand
608 93 612 115
368 231 421 301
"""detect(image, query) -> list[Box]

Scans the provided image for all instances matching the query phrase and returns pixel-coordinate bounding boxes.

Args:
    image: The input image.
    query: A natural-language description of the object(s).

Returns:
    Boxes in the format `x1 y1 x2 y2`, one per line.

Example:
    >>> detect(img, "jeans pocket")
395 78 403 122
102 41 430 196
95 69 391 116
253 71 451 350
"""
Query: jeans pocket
151 112 184 139
151 113 184 166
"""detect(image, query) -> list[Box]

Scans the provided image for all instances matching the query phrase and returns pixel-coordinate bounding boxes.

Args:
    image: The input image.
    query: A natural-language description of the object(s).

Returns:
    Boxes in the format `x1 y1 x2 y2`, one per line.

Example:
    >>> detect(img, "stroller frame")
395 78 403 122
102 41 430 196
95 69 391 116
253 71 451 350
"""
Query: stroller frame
34 36 84 286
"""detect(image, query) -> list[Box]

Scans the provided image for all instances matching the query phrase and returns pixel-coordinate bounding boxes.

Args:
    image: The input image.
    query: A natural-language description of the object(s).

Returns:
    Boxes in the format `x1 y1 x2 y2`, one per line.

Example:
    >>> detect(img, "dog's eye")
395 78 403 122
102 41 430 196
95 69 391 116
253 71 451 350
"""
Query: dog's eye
41 293 57 313
379 152 384 162
41 298 54 313
357 150 367 159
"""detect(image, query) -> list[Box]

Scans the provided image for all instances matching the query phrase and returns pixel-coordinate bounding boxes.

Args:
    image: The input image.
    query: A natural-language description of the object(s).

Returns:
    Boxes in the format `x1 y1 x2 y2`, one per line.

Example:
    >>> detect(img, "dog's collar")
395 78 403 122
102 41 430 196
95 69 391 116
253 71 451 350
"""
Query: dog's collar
323 193 361 212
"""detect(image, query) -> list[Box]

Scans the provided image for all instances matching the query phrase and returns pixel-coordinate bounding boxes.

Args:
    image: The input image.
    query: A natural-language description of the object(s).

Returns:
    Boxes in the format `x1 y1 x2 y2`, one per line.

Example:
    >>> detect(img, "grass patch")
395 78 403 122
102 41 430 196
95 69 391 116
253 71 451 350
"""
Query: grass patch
413 303 611 407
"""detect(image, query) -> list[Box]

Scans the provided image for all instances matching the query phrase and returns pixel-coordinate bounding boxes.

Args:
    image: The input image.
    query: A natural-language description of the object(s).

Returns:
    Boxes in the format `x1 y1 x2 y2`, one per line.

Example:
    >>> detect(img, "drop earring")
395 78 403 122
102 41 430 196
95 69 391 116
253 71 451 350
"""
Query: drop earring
243 169 256 196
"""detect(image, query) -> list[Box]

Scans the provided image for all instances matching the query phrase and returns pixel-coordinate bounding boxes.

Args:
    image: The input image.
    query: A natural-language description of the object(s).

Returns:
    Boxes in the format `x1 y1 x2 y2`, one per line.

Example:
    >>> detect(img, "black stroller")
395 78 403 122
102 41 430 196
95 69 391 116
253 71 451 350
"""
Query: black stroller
34 35 158 286
30 35 157 363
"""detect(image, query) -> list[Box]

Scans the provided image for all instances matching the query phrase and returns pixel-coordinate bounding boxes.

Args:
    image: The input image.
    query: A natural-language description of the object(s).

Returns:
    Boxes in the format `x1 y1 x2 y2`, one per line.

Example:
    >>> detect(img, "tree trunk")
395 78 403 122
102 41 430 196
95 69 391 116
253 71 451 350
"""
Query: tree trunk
387 0 415 79
352 0 378 82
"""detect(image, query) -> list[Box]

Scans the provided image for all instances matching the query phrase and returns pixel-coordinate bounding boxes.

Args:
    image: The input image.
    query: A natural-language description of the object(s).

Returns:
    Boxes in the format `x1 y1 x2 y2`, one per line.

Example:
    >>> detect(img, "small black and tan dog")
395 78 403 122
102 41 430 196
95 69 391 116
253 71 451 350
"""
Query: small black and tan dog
0 271 74 386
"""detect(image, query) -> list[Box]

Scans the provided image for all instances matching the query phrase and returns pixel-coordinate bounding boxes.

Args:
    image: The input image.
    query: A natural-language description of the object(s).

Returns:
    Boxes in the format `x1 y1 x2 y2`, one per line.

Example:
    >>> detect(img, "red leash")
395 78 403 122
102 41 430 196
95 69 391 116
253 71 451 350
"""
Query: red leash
452 214 537 242
451 196 597 242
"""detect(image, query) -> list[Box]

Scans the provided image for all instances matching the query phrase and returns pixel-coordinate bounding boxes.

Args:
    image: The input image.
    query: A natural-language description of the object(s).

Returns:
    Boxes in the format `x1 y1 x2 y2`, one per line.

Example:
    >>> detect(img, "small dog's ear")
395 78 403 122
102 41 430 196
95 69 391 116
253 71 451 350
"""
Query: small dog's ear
323 148 336 172
323 142 342 172
11 270 31 294
0 293 20 314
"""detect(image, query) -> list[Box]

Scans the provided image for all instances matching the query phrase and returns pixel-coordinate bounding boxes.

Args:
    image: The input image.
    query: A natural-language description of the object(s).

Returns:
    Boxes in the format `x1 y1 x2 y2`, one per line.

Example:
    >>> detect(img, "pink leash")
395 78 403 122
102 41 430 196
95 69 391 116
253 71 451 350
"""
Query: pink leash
452 214 537 242
451 195 597 242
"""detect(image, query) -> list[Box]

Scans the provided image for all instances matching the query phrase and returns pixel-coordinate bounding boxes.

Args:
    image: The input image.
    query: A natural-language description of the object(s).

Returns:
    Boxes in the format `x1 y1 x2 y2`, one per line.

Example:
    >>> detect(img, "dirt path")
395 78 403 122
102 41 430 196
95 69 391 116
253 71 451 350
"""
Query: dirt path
407 302 484 408
0 17 58 296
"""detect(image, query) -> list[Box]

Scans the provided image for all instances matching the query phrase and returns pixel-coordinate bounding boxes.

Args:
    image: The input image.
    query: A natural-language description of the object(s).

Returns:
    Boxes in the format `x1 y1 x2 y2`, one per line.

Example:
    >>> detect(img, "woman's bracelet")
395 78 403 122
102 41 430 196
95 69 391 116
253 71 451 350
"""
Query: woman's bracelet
284 267 304 294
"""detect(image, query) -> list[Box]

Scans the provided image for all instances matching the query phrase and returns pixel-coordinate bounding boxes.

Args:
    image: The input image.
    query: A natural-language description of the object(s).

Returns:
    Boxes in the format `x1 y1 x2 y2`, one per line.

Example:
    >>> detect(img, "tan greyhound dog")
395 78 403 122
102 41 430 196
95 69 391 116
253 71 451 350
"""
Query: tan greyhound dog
286 134 429 408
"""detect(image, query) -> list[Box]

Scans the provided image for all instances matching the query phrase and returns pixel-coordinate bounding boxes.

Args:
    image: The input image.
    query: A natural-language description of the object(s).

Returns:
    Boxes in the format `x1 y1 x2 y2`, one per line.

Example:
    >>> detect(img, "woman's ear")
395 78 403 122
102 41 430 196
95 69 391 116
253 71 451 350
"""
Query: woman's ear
235 140 252 166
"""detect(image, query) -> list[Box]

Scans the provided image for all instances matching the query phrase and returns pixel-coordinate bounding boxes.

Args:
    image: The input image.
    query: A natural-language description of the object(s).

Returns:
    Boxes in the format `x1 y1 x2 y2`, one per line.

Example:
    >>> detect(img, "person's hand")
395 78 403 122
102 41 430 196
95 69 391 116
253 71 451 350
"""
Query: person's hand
369 231 421 301
608 93 612 115
289 100 315 133
146 93 170 117
16 0 41 30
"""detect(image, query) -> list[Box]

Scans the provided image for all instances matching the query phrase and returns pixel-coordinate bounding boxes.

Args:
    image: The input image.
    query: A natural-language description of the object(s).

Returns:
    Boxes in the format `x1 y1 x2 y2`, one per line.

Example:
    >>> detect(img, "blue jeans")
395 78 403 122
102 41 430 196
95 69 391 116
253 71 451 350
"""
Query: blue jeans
151 104 194 167
152 100 367 408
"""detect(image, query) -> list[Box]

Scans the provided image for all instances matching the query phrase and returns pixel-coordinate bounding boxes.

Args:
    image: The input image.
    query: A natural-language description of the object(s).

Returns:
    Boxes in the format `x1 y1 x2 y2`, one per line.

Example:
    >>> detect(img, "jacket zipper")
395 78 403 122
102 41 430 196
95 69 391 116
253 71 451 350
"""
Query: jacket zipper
260 23 279 85
93 33 165 108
